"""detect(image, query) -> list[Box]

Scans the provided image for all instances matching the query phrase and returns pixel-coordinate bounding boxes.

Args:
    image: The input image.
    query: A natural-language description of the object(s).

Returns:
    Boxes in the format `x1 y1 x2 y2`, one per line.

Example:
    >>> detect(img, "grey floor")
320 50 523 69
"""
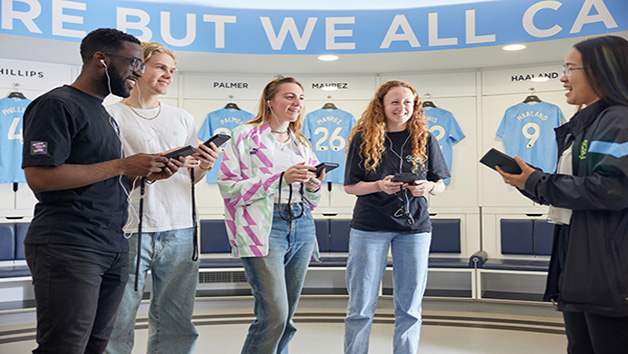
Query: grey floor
0 296 567 353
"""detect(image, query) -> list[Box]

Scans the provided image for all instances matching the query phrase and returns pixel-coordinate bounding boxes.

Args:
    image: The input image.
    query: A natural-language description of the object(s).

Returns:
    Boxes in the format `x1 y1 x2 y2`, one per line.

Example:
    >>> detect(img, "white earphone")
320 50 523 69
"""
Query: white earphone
100 59 107 67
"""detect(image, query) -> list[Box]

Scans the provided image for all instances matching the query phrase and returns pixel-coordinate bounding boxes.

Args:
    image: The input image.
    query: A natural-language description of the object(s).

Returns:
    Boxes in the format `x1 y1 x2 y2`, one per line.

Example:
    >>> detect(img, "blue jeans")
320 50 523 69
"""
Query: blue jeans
240 203 316 354
344 228 431 354
105 228 199 354
25 243 129 354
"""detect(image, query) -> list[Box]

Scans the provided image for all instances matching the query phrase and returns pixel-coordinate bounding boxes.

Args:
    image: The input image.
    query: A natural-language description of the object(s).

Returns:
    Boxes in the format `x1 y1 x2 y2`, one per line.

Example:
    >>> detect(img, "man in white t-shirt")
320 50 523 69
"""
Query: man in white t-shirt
105 42 220 354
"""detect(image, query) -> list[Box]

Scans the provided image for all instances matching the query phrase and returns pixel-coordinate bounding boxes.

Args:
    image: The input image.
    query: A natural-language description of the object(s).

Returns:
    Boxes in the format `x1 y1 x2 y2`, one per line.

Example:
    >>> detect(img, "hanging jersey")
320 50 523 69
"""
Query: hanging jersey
303 108 356 184
0 97 31 183
424 107 465 184
497 101 565 173
198 108 254 183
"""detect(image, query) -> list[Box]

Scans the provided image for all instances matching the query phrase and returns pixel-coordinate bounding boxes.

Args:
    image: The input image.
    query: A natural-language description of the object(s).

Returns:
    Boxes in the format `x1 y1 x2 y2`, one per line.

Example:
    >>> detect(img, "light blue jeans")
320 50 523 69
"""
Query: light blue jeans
105 227 199 354
344 228 431 354
240 203 316 354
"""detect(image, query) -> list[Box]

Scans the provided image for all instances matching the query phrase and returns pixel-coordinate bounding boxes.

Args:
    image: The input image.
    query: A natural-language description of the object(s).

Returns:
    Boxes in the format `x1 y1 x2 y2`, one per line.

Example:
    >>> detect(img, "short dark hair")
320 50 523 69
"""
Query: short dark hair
80 28 141 63
574 35 628 106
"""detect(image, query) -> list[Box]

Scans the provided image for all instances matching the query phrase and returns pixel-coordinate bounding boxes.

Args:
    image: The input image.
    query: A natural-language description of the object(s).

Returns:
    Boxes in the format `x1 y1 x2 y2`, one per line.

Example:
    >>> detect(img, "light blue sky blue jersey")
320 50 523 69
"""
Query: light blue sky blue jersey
198 108 254 183
424 107 465 184
497 101 566 173
303 108 356 183
1 97 31 183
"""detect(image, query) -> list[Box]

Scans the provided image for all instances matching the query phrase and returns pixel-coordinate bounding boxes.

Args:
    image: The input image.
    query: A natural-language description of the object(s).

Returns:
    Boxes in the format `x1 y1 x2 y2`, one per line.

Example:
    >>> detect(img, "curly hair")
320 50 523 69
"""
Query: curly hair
346 80 429 174
248 76 310 146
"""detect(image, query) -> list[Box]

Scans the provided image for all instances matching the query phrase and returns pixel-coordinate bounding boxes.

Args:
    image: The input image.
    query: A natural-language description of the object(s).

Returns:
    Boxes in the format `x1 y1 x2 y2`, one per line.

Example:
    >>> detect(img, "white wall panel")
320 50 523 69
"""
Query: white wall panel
0 185 13 212
479 64 576 207
426 96 477 208
482 65 562 96
298 75 378 100
183 73 271 100
381 71 477 98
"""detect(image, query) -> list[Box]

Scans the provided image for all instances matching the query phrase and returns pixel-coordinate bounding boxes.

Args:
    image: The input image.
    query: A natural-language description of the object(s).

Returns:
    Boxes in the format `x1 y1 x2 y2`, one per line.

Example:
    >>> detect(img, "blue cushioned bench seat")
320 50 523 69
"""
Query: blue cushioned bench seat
0 265 31 278
468 250 549 271
481 259 549 272
198 257 242 268
315 256 348 267
428 257 475 269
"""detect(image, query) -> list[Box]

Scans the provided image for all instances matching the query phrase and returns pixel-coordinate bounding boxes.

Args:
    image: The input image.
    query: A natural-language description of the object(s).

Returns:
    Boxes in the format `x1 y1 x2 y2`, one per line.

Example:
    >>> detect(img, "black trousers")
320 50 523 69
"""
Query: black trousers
563 311 628 354
25 243 129 354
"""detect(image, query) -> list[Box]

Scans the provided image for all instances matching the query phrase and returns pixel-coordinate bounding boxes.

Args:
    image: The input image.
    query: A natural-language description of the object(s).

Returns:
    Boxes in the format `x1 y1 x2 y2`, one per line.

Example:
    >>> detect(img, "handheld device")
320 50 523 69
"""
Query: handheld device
163 145 196 159
480 148 525 174
314 162 339 178
392 172 418 183
204 134 231 148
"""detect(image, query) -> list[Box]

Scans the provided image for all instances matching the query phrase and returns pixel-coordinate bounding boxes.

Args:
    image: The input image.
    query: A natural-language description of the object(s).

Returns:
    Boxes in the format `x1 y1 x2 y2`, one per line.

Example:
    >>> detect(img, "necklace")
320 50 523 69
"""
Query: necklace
124 100 162 120
270 126 289 134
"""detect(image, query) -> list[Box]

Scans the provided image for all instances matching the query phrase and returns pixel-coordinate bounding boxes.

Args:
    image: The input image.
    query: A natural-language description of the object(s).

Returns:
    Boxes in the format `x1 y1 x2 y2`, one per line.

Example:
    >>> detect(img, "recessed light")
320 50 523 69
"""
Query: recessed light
318 55 339 61
503 44 526 51
531 77 550 82
321 86 339 91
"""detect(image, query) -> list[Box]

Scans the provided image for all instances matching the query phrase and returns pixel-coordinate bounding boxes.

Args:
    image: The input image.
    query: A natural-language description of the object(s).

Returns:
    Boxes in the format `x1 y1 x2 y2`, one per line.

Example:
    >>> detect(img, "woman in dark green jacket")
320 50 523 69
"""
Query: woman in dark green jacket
497 35 628 354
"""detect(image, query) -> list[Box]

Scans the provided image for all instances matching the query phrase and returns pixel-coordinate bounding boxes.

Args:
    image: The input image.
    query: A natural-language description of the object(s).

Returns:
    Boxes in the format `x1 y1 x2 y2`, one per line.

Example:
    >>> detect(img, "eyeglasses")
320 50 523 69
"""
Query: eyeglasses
561 67 584 77
102 51 146 74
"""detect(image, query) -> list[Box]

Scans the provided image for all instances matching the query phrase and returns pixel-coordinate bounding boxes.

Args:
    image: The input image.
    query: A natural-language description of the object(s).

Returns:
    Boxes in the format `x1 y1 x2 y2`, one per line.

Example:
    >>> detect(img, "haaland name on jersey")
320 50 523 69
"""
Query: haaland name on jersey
516 111 549 121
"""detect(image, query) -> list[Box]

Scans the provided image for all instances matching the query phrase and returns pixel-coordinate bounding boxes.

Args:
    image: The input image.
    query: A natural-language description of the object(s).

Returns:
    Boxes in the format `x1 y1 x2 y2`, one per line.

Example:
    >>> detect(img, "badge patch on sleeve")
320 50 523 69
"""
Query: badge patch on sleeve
30 141 48 155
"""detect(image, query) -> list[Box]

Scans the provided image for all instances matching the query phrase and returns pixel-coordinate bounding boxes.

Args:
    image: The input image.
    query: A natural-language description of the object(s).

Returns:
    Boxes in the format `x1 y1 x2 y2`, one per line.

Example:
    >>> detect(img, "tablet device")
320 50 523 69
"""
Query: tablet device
204 134 231 148
480 148 522 174
392 172 418 183
163 145 196 159
315 162 339 178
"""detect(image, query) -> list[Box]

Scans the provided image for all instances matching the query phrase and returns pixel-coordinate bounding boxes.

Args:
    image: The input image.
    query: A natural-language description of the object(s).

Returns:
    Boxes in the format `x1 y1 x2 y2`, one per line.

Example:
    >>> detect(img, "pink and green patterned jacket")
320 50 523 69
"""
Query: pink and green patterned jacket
217 123 321 258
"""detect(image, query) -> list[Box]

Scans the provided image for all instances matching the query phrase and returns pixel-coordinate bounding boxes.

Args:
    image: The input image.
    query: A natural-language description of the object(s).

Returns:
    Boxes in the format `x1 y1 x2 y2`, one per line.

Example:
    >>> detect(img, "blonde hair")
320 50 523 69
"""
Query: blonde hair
347 80 429 173
248 77 309 146
140 41 178 64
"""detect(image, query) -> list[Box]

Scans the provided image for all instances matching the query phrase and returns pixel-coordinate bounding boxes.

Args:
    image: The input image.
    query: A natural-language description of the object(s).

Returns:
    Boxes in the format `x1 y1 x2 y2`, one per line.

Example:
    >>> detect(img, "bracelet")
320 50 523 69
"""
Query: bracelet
305 185 320 193
199 165 213 171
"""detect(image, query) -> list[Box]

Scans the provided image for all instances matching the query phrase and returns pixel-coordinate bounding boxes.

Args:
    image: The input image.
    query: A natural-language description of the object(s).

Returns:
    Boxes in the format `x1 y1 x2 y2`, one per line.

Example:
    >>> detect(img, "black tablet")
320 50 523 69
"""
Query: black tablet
479 148 522 174
392 172 418 183
314 162 339 178
163 145 196 159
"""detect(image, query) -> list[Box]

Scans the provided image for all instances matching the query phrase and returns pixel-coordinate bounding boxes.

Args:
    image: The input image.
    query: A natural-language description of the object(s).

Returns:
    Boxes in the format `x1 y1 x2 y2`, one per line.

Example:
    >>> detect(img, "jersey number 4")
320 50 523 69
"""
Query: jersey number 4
8 117 23 143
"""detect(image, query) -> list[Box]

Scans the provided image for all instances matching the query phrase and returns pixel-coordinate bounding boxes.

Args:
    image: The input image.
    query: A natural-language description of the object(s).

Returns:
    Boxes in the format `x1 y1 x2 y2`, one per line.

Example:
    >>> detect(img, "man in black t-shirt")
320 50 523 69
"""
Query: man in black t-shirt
21 28 178 354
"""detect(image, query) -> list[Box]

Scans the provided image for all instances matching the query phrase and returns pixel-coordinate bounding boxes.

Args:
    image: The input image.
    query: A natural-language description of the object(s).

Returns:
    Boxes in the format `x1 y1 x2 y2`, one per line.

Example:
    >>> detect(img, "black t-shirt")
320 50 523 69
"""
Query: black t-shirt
22 85 129 252
344 130 450 233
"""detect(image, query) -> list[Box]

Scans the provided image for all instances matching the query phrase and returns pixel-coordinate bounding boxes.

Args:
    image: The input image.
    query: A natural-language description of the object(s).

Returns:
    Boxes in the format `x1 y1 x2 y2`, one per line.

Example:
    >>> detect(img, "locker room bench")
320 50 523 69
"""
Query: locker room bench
0 222 34 310
198 218 477 297
0 222 30 278
474 218 554 301
198 218 472 269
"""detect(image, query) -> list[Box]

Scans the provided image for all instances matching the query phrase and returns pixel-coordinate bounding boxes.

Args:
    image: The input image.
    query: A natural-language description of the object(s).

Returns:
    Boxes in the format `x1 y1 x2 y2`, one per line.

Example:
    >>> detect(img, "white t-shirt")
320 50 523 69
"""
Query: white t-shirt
107 101 201 233
273 135 306 201
548 144 573 225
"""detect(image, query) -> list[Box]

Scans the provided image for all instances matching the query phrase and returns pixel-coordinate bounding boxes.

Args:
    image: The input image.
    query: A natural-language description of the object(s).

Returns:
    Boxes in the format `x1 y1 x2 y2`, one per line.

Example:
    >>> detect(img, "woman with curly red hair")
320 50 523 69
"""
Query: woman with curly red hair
343 80 449 353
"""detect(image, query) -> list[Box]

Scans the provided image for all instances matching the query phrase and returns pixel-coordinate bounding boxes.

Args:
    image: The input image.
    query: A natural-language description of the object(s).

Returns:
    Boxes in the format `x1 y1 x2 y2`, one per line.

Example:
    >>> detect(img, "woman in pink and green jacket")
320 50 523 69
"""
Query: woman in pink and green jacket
217 77 325 354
